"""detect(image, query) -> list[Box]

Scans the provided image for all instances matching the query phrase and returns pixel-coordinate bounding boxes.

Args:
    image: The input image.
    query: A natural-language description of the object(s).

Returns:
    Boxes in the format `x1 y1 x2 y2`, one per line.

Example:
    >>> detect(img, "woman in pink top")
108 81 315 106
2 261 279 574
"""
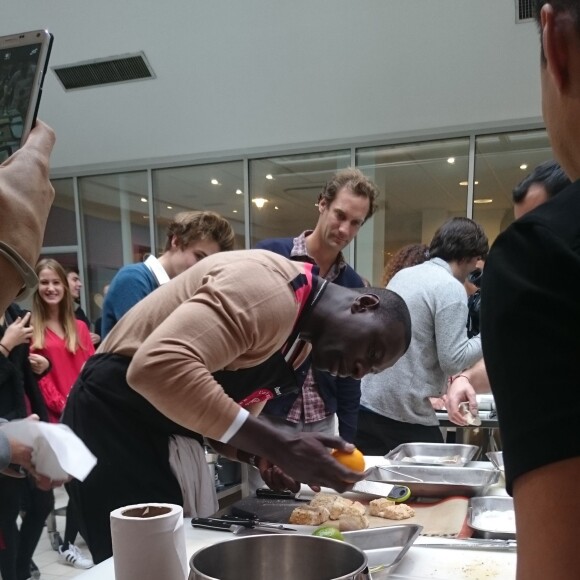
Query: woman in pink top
30 259 94 423
30 258 95 570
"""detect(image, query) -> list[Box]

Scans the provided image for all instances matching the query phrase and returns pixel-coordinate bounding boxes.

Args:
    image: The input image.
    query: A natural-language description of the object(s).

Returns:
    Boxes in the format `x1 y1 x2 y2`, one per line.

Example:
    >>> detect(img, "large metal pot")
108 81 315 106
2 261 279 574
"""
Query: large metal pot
189 534 370 580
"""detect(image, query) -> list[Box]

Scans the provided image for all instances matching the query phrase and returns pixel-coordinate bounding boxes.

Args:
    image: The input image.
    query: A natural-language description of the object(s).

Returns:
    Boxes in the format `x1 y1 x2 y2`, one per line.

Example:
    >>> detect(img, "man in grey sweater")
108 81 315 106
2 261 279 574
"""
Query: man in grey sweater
356 217 488 454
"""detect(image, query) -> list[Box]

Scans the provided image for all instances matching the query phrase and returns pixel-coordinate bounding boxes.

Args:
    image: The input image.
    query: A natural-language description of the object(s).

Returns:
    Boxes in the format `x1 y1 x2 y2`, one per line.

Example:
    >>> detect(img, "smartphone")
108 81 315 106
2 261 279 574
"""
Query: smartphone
0 29 53 162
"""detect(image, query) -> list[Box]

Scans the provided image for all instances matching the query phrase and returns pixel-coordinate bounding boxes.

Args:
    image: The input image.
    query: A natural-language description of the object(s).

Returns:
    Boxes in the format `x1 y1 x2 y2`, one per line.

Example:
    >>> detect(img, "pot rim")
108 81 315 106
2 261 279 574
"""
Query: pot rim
189 533 369 580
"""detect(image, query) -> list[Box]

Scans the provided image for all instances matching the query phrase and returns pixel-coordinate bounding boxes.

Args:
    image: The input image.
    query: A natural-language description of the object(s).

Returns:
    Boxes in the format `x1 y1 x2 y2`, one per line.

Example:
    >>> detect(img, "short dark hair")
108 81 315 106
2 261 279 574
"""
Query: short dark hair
318 168 380 222
535 0 580 25
429 217 489 262
512 160 571 203
535 1 580 61
353 286 412 352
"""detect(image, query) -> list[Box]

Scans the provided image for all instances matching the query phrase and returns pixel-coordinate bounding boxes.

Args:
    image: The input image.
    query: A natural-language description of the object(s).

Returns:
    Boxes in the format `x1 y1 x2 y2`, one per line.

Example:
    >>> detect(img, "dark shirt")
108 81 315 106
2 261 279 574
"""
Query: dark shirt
481 180 580 494
74 304 91 330
0 304 49 422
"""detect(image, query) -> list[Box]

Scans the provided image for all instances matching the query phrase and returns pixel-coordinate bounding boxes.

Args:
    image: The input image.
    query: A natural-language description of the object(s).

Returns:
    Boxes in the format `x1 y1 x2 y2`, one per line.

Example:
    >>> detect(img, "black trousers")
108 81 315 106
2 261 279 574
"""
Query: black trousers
354 407 443 456
0 475 54 580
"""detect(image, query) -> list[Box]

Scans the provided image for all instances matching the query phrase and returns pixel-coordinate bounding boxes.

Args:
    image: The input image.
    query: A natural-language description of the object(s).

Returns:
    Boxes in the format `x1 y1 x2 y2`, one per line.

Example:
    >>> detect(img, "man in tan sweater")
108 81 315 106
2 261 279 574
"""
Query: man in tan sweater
63 249 410 563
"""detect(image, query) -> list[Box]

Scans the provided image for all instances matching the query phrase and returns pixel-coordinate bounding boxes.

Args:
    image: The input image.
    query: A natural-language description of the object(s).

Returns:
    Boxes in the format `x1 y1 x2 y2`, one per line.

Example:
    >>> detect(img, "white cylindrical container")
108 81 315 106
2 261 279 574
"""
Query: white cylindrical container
110 503 187 580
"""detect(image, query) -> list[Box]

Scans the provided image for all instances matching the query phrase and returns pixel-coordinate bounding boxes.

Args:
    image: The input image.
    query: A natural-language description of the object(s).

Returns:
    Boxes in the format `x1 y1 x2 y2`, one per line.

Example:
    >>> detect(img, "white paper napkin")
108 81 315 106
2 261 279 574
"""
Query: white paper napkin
0 420 96 481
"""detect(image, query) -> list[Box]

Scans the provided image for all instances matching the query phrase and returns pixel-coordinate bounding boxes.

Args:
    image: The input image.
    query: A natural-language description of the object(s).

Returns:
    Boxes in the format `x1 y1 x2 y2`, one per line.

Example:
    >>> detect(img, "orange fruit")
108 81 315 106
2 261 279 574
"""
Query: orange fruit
331 448 365 472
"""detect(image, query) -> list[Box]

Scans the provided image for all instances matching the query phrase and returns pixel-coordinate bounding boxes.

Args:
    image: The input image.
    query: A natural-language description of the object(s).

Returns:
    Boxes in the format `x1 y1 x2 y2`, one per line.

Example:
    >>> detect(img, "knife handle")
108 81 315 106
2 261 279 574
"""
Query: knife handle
191 517 233 531
389 485 412 502
191 517 255 530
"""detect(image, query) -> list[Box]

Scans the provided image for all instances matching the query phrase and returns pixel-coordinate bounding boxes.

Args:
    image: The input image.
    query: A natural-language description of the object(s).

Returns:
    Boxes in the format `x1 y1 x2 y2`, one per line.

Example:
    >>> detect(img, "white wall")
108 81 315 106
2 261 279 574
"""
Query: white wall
3 1 542 171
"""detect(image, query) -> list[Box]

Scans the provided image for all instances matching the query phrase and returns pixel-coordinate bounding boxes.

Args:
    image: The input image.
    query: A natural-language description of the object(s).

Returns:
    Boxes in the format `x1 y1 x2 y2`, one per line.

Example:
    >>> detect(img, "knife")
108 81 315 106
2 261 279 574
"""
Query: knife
191 517 297 534
418 539 517 552
255 488 310 501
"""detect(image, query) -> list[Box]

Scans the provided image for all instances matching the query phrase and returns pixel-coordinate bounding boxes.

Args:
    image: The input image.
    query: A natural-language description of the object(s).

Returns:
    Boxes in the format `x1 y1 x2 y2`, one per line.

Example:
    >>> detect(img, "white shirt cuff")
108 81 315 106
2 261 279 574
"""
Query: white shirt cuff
218 408 249 443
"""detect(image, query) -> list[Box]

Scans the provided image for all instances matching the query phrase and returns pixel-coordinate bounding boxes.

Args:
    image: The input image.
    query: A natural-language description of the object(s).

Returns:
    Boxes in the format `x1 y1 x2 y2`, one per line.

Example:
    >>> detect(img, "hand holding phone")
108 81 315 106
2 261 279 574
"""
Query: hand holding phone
0 30 53 163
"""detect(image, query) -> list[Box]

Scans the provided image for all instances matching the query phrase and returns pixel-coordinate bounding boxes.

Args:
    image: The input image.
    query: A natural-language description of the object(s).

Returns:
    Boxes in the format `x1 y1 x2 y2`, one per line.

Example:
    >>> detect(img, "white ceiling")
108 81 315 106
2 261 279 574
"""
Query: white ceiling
3 0 542 172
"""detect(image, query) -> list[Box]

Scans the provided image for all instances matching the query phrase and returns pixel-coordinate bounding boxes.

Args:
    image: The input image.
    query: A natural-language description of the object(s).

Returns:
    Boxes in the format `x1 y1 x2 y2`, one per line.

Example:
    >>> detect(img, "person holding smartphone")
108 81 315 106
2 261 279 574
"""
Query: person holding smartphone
0 120 55 312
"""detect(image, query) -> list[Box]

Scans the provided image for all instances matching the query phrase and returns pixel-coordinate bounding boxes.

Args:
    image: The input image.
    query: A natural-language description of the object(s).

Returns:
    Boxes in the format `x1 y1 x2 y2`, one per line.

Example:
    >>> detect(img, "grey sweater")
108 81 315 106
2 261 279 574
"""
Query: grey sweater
360 258 482 426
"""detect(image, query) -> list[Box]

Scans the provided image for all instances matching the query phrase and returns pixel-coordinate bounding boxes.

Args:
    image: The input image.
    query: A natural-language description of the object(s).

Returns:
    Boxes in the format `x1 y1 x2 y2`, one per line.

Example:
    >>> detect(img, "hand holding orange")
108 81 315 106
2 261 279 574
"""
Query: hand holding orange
331 447 365 472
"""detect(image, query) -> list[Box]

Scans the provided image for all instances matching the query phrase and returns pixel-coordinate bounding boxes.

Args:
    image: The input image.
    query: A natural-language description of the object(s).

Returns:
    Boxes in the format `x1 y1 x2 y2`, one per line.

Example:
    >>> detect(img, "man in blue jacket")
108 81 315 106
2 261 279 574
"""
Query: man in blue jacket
255 168 379 450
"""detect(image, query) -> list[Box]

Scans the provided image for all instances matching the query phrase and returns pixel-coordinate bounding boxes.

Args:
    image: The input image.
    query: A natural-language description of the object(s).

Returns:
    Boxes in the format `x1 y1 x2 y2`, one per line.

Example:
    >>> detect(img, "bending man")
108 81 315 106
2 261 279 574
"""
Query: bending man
62 249 411 563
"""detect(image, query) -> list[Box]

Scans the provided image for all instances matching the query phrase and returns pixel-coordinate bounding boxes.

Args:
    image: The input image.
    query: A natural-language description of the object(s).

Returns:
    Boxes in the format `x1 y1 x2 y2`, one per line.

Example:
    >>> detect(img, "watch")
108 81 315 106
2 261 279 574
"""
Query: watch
0 241 38 300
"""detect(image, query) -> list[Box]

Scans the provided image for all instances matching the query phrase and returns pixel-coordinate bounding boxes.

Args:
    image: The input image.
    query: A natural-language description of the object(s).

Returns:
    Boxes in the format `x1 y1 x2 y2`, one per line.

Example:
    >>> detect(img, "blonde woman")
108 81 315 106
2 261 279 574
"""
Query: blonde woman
30 258 94 570
30 259 94 424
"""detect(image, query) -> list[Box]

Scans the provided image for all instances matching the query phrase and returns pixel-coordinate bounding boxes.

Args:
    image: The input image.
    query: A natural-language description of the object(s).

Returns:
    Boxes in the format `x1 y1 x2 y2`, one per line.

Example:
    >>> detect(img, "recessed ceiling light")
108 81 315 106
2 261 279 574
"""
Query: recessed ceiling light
265 174 273 180
474 198 493 204
167 205 173 210
459 181 479 186
275 206 279 210
140 197 148 203
252 198 268 208
232 209 238 213
447 157 455 164
211 179 219 185
235 189 243 195
520 164 528 170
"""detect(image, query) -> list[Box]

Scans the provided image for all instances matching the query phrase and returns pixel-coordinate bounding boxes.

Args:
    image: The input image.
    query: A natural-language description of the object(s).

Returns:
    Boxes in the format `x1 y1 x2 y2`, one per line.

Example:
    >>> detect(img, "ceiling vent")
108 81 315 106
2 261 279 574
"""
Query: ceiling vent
515 0 535 23
52 52 155 91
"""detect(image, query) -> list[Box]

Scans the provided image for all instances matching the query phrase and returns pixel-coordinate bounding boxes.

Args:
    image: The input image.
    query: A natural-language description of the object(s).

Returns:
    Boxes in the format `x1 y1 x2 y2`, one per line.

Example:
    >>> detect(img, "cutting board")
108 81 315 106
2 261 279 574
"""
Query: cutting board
224 495 471 538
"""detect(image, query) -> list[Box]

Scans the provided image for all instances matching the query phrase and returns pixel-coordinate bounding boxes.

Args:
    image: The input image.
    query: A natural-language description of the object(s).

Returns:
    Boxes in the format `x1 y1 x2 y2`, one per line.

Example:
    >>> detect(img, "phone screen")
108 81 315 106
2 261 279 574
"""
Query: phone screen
0 31 52 162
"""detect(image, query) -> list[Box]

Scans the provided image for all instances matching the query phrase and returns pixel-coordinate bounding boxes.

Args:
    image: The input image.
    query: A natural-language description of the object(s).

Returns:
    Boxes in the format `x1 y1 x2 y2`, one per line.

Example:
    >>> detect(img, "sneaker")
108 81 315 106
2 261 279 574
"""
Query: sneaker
58 543 94 569
30 560 41 579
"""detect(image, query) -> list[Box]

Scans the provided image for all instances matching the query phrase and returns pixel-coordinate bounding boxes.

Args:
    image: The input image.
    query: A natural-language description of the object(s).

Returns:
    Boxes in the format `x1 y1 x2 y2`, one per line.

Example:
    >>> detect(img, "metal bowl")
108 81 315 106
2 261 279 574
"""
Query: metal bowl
385 443 478 467
368 463 498 498
468 496 515 540
189 534 369 580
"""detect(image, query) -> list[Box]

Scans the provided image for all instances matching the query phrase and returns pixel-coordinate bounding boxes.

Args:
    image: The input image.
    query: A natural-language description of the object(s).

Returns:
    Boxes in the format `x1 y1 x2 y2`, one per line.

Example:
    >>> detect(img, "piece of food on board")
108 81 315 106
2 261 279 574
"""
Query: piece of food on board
369 498 415 520
289 505 330 526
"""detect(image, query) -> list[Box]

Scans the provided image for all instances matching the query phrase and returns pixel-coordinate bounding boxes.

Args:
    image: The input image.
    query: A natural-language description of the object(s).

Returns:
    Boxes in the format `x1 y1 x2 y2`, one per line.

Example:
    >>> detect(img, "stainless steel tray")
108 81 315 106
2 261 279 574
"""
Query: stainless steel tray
468 496 515 540
384 443 478 467
343 524 422 578
367 464 499 498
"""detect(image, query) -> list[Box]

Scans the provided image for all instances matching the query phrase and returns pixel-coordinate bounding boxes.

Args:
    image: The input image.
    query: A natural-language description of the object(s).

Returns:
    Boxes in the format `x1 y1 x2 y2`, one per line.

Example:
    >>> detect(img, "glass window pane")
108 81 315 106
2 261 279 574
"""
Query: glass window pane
356 138 470 286
473 129 552 243
249 151 350 246
78 171 149 322
152 161 245 252
44 178 77 246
